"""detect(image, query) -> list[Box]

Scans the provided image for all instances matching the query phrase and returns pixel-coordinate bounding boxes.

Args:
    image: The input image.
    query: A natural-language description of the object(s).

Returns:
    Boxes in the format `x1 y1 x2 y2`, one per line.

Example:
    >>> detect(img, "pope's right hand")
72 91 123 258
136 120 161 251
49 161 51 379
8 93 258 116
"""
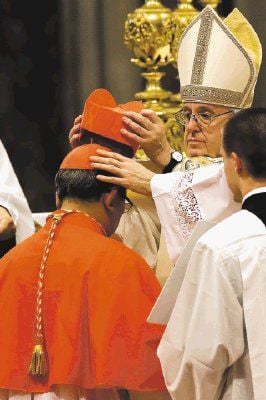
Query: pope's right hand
90 149 155 196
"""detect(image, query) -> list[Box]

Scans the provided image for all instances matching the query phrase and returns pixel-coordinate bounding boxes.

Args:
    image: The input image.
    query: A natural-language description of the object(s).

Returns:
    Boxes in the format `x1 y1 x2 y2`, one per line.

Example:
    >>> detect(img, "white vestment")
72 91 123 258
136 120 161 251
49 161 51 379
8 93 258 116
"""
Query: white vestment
157 209 266 400
0 140 34 243
151 163 240 266
116 162 239 283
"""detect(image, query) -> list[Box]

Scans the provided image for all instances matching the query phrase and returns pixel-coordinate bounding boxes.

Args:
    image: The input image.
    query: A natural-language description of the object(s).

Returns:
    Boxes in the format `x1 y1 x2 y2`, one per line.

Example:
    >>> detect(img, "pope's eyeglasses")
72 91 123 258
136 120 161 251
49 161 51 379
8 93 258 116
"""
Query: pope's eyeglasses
174 109 233 128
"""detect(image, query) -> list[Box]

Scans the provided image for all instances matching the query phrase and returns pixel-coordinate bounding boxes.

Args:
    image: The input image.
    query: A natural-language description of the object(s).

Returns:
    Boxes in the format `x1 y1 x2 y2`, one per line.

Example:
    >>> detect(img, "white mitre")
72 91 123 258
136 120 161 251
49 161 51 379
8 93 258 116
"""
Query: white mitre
177 6 262 108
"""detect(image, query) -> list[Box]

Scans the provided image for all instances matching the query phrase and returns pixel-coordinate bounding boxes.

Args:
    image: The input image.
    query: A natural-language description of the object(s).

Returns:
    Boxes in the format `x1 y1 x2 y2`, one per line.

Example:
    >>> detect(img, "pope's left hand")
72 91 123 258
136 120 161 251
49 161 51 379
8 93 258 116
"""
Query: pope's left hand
121 109 174 168
0 206 16 240
69 114 82 149
90 150 155 196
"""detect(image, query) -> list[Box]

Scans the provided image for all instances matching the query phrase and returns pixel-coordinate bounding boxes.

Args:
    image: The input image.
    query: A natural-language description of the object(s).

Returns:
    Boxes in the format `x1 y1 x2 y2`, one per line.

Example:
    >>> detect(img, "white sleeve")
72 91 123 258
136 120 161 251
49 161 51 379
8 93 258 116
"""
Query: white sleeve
151 171 187 265
0 140 34 243
157 243 244 400
151 164 240 264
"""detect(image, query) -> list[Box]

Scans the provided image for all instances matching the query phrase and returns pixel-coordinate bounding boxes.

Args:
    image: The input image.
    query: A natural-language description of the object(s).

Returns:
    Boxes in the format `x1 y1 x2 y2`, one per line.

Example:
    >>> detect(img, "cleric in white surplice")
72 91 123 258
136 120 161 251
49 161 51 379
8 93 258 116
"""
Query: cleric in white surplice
157 108 266 400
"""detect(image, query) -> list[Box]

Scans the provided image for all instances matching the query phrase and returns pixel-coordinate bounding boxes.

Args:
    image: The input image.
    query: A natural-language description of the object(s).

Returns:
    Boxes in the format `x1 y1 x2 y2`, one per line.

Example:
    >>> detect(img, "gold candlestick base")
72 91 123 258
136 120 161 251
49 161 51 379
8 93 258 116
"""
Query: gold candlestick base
135 71 172 115
169 92 182 105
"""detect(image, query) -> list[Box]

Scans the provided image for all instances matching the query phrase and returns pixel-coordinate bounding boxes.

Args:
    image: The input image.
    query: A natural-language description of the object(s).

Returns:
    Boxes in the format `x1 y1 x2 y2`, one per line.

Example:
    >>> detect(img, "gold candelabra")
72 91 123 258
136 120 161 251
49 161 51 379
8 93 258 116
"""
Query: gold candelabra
124 0 174 115
124 0 221 155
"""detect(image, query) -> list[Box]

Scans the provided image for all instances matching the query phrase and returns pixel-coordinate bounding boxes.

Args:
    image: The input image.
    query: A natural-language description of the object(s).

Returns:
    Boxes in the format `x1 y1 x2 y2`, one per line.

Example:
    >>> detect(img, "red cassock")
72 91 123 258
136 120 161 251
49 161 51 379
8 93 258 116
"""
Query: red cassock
0 211 166 393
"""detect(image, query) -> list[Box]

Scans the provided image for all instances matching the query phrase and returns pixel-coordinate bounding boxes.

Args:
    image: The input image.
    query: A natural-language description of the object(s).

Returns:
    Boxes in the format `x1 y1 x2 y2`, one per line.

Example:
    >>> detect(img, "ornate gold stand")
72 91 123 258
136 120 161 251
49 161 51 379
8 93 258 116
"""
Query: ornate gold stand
124 0 222 155
135 72 172 115
125 0 174 115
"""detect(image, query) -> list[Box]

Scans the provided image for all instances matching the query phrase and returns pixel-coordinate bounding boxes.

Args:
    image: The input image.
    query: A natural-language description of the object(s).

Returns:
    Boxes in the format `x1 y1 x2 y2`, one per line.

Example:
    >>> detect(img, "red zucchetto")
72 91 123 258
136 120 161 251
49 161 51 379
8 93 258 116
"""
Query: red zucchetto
60 144 109 170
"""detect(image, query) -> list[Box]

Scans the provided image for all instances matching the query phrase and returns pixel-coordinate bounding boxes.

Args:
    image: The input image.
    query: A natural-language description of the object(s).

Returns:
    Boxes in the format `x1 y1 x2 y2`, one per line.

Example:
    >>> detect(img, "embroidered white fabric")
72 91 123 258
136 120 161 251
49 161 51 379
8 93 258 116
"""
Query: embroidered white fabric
170 170 201 240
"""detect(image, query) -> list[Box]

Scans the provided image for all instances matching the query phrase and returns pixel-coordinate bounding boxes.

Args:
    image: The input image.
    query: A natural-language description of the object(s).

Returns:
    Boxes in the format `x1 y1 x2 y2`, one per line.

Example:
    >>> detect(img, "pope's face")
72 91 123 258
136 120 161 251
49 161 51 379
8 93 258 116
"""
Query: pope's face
183 103 233 157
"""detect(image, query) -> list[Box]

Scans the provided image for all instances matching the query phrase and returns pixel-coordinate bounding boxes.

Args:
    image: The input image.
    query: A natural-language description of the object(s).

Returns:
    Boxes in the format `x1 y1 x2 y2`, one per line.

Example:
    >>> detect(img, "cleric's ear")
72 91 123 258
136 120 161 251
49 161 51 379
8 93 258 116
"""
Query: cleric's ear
101 188 122 212
231 152 244 176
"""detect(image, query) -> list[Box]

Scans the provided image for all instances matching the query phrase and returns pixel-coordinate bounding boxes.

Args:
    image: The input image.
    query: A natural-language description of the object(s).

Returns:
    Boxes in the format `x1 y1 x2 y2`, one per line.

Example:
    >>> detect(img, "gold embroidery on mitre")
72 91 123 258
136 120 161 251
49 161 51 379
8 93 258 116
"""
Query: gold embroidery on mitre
181 86 243 108
191 8 214 86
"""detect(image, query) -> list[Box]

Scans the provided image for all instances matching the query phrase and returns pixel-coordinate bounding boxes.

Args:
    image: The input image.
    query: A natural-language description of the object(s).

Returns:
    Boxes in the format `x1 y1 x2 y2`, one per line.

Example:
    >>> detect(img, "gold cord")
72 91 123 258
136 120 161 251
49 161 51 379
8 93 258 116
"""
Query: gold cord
29 213 68 376
28 210 106 377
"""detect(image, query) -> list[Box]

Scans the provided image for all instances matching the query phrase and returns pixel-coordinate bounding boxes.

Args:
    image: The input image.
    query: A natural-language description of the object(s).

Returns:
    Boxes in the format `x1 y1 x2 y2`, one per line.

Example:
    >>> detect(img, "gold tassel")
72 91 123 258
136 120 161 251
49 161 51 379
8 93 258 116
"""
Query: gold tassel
28 213 67 378
28 344 47 376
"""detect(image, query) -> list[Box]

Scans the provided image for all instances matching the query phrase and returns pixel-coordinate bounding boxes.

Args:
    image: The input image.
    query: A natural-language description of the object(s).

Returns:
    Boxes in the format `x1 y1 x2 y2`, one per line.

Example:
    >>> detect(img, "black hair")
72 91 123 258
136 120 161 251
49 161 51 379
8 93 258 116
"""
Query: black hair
55 169 126 203
223 107 266 179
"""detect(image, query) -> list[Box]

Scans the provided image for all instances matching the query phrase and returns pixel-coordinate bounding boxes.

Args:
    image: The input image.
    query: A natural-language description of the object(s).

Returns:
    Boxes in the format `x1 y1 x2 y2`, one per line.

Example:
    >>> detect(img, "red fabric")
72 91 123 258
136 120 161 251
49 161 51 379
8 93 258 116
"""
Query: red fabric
60 144 109 170
0 212 166 393
81 89 144 154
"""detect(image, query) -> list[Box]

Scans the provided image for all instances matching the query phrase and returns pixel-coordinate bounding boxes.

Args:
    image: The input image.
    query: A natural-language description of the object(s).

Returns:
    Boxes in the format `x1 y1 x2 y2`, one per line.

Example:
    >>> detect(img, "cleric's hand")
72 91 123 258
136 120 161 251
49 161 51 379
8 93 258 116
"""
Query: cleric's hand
69 115 82 148
121 109 174 169
0 206 16 240
90 149 155 196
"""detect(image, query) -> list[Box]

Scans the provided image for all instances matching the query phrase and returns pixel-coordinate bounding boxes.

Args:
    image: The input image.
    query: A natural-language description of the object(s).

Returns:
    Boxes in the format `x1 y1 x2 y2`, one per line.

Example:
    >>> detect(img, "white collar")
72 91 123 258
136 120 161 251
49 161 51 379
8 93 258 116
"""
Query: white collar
242 187 266 204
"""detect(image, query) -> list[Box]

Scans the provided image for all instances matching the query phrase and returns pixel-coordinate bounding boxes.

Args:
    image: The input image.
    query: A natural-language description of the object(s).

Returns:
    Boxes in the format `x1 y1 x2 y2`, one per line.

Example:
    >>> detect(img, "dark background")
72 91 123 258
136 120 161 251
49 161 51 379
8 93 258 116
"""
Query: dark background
1 0 264 212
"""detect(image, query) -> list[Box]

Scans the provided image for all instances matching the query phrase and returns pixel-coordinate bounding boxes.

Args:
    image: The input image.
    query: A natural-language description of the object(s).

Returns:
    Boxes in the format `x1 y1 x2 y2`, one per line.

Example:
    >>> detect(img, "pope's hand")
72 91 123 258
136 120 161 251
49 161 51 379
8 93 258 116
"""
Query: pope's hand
90 150 155 196
121 109 174 169
0 206 16 240
69 115 82 148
